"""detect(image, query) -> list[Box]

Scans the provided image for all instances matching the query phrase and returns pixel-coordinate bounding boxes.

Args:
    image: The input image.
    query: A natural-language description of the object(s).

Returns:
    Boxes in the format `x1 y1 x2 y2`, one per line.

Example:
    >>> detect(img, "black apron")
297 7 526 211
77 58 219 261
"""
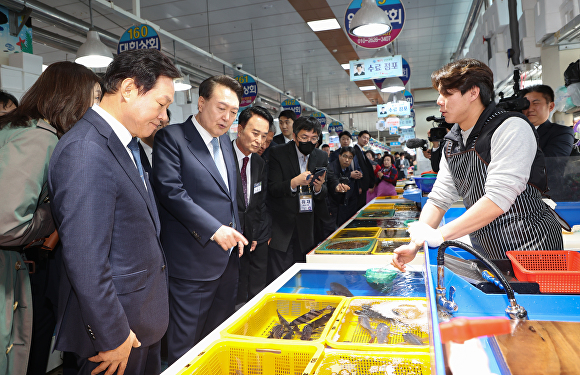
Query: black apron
443 104 563 259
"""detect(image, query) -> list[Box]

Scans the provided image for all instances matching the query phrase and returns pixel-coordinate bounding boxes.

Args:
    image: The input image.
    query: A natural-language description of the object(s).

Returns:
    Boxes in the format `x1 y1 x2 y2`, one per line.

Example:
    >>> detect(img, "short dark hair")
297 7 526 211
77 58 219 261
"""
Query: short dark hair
279 109 297 121
339 130 352 140
321 144 330 149
365 150 375 158
520 84 554 104
339 146 354 155
238 105 273 129
358 130 370 139
394 152 400 156
0 90 18 108
103 49 181 95
383 154 395 164
293 116 321 136
431 58 494 106
199 75 243 103
0 61 100 138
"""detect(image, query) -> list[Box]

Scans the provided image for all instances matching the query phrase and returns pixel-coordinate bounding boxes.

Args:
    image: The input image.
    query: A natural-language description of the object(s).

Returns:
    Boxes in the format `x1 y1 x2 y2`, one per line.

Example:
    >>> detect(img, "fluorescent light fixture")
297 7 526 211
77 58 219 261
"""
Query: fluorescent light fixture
341 63 350 69
349 0 392 37
380 77 405 93
359 86 376 91
174 75 192 91
399 124 413 129
307 18 341 32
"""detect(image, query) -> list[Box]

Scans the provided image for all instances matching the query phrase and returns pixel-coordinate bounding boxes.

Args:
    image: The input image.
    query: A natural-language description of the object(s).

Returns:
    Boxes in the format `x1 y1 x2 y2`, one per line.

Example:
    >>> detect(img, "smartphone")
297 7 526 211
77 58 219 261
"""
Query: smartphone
338 176 350 184
310 167 327 184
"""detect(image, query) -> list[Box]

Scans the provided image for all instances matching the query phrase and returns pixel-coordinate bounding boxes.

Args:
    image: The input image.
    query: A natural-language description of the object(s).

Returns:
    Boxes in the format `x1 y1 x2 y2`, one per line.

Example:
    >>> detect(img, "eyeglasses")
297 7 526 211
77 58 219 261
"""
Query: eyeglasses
297 134 319 143
340 154 354 160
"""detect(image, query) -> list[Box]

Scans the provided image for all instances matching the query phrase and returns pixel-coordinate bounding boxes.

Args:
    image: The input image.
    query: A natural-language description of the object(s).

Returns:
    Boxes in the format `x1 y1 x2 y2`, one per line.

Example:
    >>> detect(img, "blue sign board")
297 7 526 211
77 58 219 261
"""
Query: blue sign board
328 121 344 133
312 112 327 128
281 99 302 118
401 58 411 85
118 24 160 54
390 142 401 146
404 90 414 109
235 75 258 108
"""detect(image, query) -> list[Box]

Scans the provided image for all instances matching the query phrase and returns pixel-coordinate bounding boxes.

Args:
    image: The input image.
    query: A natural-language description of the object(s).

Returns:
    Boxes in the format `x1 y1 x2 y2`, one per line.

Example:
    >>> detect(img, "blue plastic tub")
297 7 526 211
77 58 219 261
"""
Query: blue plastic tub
412 176 437 193
555 202 580 227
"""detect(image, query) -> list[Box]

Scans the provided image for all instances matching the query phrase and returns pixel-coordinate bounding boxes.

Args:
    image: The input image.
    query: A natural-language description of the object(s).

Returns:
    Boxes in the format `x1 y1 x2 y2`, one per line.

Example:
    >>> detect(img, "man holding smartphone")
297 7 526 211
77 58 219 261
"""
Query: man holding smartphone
267 116 347 280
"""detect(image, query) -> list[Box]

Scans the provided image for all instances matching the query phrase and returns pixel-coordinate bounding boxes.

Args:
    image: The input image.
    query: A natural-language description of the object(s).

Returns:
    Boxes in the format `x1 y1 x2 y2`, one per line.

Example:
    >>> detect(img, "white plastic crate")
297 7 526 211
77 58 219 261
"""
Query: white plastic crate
535 0 565 43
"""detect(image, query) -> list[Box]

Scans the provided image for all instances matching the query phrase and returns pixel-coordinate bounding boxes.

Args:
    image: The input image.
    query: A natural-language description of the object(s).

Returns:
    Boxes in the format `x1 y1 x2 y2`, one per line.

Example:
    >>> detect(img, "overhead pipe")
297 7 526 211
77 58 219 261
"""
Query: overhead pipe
33 27 81 54
452 0 485 60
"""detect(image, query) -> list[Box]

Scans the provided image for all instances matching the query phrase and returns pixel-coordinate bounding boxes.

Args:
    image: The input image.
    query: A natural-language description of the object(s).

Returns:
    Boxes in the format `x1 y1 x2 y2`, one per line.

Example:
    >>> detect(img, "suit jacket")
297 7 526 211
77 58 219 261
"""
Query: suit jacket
268 141 329 253
232 140 267 244
272 133 288 146
152 116 240 281
353 144 375 191
48 108 168 358
537 120 575 157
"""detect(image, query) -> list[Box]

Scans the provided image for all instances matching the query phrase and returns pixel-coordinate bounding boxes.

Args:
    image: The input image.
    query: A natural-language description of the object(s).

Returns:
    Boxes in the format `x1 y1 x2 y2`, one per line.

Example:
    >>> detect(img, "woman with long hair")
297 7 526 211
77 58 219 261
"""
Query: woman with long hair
0 61 99 375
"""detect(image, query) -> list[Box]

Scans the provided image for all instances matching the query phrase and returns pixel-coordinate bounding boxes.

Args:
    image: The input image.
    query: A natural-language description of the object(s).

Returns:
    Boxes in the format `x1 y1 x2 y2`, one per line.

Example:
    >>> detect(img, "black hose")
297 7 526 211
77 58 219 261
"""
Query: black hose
437 240 516 301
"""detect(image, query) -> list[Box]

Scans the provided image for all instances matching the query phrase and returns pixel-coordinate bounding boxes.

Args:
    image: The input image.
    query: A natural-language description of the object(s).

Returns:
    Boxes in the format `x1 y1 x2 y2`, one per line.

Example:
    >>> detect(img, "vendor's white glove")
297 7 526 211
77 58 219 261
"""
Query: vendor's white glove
408 221 445 248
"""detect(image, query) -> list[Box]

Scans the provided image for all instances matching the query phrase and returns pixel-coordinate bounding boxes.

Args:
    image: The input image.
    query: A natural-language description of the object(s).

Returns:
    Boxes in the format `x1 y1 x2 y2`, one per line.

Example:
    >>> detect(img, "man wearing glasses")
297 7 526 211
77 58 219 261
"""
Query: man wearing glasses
267 116 347 280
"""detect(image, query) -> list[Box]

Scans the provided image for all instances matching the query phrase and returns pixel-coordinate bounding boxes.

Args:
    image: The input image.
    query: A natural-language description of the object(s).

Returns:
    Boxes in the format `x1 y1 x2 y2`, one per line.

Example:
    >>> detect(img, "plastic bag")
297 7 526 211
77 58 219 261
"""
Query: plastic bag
568 82 580 107
554 85 575 112
564 59 580 87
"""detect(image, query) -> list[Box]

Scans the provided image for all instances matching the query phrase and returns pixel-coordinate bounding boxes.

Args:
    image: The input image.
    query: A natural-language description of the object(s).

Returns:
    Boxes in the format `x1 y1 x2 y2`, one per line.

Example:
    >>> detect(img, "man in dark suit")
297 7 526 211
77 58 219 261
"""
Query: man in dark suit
272 109 296 145
232 106 271 304
353 130 375 208
138 109 171 175
267 116 346 280
48 49 181 375
522 85 575 157
152 75 248 364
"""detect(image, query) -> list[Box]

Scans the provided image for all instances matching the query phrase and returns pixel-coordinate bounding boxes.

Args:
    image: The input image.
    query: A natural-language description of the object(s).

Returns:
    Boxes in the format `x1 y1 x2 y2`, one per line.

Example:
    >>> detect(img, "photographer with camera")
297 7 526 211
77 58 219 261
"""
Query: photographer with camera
421 118 454 172
392 59 563 271
327 147 359 227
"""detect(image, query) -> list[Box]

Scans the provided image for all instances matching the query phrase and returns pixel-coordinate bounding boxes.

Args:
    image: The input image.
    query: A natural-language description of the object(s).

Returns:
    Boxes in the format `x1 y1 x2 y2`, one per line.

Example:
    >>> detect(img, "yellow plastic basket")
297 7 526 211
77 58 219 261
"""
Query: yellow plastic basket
365 203 395 210
332 227 381 239
375 195 401 200
371 238 411 255
314 238 377 255
394 203 419 211
379 228 410 238
221 293 345 343
326 297 430 352
175 339 324 375
396 186 404 193
310 349 430 375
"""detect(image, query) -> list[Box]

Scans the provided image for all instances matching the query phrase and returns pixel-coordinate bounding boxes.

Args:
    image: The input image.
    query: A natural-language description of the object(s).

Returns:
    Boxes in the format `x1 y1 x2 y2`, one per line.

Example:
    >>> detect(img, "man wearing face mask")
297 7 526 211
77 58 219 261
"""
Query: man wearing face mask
267 116 343 281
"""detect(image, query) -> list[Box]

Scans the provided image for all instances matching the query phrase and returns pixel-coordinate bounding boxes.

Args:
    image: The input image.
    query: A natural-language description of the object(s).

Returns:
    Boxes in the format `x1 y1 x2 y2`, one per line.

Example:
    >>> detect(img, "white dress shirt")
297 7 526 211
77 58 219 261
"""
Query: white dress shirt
191 115 229 189
139 139 153 167
233 139 251 205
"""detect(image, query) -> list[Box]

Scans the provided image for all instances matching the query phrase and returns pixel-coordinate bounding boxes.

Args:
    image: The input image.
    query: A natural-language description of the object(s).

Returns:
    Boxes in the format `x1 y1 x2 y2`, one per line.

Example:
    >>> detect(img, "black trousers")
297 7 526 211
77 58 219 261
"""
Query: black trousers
167 250 239 365
267 228 305 283
237 240 269 304
76 340 161 375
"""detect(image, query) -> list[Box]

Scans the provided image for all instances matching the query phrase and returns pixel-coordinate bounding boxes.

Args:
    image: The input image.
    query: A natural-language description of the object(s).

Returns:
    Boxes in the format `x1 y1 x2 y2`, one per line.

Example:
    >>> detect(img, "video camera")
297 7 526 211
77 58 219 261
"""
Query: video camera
497 68 530 112
425 115 453 143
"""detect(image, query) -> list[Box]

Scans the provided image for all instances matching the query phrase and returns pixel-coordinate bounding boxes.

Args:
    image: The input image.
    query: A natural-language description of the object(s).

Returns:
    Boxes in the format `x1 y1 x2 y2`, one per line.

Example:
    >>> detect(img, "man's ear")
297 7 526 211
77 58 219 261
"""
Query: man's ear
120 78 136 102
548 101 555 112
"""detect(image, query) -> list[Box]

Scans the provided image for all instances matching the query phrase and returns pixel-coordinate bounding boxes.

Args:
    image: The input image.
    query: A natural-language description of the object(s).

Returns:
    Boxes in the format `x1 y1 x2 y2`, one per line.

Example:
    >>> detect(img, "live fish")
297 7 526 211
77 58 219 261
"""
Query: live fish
277 309 291 329
290 305 334 326
358 315 376 343
300 324 313 340
268 324 284 339
402 332 427 346
282 327 294 339
376 323 390 344
310 311 334 330
327 282 354 297
354 305 395 324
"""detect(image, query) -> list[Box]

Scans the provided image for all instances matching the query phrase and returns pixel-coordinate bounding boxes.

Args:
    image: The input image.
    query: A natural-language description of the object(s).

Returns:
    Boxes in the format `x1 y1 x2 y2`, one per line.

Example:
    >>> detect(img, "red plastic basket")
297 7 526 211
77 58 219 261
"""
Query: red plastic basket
506 251 580 294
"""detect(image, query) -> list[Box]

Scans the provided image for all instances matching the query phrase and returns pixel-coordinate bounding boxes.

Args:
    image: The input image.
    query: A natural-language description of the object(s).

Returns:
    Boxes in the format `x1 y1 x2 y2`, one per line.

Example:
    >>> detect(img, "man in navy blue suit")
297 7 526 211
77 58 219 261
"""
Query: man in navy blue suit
152 75 248 364
48 49 181 375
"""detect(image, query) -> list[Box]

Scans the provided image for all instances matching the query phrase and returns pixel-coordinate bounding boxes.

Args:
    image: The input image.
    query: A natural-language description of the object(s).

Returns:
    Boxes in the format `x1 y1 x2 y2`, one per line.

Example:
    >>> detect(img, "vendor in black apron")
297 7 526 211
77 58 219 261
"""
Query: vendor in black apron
392 58 563 271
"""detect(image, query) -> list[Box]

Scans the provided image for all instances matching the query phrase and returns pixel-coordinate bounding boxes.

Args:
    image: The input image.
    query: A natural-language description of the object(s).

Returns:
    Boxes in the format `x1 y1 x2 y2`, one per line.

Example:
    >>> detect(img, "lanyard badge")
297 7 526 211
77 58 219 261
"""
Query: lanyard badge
298 186 313 213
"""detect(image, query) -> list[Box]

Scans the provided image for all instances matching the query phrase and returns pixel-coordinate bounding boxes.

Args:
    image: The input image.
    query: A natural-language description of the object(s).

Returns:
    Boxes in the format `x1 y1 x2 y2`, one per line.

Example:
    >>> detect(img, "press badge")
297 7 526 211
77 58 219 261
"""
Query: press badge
254 182 262 194
299 187 313 213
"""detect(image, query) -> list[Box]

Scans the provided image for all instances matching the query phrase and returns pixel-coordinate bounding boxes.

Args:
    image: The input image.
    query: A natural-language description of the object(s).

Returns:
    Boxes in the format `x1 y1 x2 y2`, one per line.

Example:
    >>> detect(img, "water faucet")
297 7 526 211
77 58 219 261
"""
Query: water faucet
436 240 528 321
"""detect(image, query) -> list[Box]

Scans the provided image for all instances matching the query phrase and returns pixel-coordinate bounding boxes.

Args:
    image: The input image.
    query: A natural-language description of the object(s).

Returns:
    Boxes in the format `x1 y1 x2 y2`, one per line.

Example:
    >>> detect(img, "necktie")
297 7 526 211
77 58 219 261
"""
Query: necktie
127 138 146 186
211 137 229 191
241 156 249 206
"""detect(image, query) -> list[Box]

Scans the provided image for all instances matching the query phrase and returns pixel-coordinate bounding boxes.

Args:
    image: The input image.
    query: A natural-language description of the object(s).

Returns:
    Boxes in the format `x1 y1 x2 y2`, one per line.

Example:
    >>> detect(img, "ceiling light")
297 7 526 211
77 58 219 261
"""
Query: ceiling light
341 63 350 69
42 64 48 72
75 0 113 68
174 75 192 91
307 18 341 32
359 85 376 91
349 0 392 37
380 77 405 93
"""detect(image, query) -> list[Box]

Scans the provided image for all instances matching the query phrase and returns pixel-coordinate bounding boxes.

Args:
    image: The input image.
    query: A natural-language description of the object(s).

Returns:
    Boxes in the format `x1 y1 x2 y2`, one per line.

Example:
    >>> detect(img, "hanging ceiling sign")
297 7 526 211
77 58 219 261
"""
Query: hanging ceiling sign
404 90 414 108
350 55 403 82
328 121 344 133
377 101 410 117
281 99 302 118
344 0 406 49
118 24 160 54
399 117 414 129
401 58 411 85
235 75 258 108
312 112 327 128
